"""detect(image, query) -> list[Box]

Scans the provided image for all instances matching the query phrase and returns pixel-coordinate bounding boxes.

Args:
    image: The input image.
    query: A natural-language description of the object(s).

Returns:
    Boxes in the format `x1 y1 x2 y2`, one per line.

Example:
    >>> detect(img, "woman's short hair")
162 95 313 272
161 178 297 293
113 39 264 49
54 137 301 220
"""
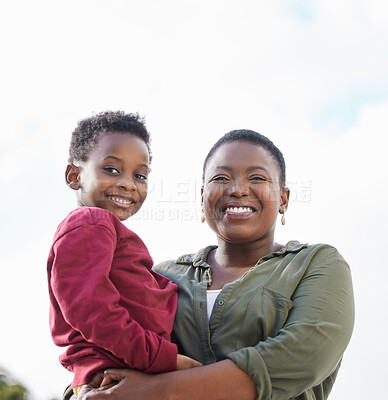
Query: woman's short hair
202 129 286 186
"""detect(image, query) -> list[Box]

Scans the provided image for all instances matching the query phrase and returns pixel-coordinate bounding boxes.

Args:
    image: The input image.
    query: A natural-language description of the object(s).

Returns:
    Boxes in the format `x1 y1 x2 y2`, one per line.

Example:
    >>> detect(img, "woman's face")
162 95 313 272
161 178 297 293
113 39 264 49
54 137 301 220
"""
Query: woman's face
202 140 289 245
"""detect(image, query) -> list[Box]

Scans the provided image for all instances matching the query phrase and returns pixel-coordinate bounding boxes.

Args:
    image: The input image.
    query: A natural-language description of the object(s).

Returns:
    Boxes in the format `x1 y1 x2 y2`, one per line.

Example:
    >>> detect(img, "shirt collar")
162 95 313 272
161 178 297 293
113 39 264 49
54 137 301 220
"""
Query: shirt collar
176 241 307 267
260 240 307 261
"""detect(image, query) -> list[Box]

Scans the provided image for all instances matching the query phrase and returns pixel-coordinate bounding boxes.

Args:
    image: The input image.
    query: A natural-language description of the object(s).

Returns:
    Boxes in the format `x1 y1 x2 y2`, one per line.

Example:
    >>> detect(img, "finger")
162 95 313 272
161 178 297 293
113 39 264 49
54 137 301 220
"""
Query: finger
100 376 114 388
104 368 128 378
88 371 105 388
98 368 130 388
77 384 111 400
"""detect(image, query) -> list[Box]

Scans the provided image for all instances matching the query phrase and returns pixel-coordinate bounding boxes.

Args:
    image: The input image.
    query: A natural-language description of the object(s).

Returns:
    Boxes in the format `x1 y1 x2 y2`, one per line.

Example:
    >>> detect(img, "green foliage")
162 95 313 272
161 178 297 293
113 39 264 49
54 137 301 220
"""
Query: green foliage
0 373 28 400
0 382 27 399
0 368 59 400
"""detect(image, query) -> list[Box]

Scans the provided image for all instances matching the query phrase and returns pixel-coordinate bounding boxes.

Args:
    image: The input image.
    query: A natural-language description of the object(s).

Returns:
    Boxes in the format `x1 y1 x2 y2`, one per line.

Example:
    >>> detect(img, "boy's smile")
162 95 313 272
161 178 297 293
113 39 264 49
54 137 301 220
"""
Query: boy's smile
66 131 150 221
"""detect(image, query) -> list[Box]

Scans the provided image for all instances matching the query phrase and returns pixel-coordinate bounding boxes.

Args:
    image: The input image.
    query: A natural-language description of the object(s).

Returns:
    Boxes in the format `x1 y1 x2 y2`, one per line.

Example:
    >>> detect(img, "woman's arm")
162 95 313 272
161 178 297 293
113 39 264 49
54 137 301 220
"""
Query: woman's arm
227 245 355 398
78 360 257 400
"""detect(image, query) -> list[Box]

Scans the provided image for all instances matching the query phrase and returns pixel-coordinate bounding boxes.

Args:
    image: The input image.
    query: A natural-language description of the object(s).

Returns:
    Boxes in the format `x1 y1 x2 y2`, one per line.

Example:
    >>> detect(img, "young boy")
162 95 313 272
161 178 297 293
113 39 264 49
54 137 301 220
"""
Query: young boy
47 111 200 397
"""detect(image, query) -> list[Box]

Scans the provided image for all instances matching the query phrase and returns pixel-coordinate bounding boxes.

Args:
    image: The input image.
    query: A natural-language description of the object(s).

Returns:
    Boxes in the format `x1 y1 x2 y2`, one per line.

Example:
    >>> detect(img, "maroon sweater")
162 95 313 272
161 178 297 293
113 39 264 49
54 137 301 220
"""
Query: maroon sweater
47 207 178 386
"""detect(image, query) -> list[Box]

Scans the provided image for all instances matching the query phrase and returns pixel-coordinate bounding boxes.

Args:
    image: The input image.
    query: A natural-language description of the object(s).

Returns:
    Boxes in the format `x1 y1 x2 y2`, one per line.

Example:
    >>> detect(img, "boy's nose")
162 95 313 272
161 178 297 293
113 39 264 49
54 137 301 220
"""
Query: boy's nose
118 176 136 191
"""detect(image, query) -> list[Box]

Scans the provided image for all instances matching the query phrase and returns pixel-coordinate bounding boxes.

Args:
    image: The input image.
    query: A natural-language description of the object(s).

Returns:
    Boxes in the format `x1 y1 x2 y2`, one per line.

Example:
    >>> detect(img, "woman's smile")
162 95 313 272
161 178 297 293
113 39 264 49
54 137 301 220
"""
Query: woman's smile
222 203 257 219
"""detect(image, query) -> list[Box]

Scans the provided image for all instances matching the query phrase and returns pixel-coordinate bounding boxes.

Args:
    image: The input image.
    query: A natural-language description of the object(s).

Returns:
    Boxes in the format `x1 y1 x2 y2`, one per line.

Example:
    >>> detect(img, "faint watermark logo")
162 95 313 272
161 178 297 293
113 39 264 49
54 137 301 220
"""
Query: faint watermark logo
133 178 312 221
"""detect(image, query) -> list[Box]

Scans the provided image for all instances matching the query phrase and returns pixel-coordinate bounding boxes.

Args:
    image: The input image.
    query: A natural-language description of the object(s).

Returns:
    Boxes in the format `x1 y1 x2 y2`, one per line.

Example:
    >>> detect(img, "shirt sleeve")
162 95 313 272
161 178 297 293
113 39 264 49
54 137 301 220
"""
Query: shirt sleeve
50 218 177 374
226 246 355 400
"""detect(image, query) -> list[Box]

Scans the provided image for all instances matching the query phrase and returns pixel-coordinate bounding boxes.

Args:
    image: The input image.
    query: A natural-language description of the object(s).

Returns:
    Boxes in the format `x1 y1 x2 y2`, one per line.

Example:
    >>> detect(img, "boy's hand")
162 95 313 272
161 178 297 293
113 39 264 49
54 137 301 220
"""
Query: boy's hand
176 354 202 370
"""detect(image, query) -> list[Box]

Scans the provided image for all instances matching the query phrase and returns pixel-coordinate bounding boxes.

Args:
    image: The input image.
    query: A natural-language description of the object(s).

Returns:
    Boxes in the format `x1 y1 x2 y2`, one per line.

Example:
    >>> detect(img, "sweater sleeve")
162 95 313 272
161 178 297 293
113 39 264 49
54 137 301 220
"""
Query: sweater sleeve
50 215 177 374
226 246 355 400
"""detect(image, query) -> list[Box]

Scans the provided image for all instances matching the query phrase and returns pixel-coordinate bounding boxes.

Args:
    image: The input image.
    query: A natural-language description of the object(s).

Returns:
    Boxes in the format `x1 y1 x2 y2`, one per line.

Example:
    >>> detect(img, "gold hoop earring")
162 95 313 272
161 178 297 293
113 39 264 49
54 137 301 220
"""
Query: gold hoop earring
281 209 286 225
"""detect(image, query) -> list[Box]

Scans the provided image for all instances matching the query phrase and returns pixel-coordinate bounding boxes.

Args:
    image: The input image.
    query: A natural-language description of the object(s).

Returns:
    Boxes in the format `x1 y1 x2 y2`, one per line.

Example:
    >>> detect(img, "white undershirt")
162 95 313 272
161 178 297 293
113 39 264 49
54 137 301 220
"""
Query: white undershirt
206 289 222 321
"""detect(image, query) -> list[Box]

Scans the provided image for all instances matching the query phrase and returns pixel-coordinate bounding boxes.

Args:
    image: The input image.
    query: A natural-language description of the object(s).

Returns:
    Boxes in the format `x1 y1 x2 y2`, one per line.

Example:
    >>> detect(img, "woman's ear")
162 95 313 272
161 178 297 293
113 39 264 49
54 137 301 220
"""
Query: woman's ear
279 186 290 212
200 186 205 223
65 163 81 191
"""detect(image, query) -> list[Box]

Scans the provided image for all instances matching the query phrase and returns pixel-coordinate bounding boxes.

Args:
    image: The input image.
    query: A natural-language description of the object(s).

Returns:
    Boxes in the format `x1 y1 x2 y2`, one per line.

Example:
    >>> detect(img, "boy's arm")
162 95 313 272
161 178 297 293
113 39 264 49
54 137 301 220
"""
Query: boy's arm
49 220 177 374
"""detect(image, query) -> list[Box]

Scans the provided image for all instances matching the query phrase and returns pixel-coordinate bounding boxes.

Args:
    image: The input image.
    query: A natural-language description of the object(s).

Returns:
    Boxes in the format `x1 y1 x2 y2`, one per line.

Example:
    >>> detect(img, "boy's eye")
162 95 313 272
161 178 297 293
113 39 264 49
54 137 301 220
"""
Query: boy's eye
104 167 120 174
135 173 148 181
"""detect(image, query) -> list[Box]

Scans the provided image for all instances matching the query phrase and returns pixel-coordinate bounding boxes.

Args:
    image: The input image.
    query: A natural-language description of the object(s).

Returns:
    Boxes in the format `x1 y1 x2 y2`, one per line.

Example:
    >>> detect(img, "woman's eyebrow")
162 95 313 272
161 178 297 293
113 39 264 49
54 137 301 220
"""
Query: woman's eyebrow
247 166 270 174
215 165 270 174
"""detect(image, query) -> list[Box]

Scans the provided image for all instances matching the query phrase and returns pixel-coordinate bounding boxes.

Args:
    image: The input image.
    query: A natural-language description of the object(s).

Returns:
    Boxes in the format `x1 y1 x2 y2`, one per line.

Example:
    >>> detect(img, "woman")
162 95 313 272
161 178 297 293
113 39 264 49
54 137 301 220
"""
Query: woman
75 129 354 400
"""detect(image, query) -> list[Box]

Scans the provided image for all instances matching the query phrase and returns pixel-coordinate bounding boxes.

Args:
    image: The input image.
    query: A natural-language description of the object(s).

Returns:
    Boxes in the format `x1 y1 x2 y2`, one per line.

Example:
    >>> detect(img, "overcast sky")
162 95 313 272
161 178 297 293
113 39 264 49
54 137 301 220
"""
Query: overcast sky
1 1 387 399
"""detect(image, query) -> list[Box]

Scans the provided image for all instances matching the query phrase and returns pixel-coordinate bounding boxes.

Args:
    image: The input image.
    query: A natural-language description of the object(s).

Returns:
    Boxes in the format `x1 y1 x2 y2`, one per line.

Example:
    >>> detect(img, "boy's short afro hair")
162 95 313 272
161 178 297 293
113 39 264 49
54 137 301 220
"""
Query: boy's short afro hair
68 110 151 163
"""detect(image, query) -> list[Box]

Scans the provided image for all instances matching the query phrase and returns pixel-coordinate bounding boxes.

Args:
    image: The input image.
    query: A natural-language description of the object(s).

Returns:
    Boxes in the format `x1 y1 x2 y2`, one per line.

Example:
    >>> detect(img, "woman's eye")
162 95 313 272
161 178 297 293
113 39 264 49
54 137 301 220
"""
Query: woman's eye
212 176 228 182
250 176 266 182
104 167 120 174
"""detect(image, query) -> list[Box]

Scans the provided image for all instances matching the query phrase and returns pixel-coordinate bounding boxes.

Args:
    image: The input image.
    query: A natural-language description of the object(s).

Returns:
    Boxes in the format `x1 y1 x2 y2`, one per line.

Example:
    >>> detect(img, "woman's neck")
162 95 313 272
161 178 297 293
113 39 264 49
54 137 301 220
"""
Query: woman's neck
211 239 283 270
206 239 283 289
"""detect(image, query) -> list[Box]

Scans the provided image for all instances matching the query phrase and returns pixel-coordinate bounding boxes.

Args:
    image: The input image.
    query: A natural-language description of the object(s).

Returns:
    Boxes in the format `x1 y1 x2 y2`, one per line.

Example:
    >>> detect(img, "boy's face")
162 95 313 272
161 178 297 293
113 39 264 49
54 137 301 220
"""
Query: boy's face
67 131 149 221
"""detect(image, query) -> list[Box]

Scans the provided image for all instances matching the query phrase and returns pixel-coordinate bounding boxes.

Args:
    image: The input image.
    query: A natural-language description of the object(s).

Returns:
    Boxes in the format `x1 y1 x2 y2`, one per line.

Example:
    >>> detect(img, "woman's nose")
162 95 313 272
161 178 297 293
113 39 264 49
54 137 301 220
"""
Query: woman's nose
227 179 249 197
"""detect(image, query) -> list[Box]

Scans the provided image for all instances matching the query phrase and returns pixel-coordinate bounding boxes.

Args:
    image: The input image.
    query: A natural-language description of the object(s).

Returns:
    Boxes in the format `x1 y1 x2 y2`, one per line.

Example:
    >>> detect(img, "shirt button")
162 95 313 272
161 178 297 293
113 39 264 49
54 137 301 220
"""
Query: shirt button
217 300 225 306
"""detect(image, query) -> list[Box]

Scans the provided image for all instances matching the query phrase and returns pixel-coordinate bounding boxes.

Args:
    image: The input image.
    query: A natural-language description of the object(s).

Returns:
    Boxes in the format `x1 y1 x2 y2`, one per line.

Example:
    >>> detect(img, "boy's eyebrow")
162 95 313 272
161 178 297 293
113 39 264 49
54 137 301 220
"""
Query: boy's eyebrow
139 163 150 169
104 155 149 169
104 155 122 162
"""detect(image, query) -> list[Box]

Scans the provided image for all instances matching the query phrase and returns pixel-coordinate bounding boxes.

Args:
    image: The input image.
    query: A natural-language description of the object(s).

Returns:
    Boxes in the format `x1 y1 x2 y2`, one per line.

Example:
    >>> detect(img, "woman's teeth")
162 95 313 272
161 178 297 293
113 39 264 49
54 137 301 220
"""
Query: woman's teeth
226 207 253 213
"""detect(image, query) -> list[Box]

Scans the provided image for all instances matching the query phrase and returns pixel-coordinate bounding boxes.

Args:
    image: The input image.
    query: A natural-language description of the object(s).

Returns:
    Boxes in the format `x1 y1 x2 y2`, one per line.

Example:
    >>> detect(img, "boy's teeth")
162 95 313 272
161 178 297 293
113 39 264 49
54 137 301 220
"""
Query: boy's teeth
112 197 131 205
226 207 253 213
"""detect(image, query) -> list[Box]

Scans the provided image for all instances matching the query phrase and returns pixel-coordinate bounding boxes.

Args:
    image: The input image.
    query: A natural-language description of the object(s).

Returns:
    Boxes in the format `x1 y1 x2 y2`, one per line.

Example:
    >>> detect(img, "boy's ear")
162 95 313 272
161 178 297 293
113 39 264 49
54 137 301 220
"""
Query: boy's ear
65 163 81 190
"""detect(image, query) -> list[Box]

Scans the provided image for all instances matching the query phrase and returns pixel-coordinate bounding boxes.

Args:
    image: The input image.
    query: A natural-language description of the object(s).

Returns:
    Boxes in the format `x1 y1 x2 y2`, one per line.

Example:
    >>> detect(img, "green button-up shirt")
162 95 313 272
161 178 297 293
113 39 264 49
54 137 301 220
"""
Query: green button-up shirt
154 241 354 400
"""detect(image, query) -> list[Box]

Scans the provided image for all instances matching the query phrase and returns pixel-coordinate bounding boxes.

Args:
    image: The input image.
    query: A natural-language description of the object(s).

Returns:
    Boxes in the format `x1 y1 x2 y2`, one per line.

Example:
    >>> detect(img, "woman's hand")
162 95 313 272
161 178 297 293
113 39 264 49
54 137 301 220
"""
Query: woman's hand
77 369 166 400
76 355 202 399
